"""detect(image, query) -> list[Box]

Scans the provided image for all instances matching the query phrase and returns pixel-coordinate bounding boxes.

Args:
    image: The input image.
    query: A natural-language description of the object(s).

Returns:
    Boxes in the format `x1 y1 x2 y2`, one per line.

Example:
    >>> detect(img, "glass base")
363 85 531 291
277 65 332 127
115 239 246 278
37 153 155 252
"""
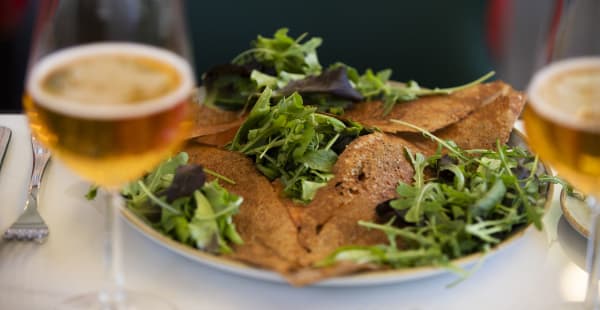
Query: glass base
57 290 175 310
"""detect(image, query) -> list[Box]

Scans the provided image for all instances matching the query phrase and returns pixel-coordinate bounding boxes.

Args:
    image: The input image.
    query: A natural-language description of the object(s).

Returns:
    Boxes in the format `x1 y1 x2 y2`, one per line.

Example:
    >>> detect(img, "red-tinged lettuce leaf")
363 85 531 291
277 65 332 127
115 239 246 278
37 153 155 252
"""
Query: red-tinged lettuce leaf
278 67 364 102
164 164 206 202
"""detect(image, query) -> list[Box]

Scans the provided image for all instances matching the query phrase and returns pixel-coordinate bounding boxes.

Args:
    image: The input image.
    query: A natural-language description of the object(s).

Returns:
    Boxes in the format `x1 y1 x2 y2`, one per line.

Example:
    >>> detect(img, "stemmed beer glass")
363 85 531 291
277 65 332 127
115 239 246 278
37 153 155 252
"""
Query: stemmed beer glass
524 0 600 308
24 0 194 308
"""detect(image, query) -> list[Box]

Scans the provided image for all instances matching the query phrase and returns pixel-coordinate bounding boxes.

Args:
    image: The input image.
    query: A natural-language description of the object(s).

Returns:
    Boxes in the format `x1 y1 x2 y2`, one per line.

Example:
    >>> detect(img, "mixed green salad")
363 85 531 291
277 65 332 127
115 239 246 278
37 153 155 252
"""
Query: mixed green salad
120 153 243 254
319 121 561 274
204 28 494 114
229 87 369 202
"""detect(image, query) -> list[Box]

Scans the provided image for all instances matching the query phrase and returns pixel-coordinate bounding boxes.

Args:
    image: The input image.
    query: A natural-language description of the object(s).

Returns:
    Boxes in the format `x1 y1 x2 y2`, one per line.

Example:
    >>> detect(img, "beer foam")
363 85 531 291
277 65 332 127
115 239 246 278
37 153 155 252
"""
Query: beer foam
28 43 194 119
528 57 600 132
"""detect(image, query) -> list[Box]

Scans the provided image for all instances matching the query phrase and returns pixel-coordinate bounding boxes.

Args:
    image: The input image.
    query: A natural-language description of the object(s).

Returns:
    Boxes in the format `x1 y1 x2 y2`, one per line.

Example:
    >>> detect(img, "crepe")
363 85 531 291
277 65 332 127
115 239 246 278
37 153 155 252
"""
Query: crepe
401 85 526 152
296 132 426 264
185 142 307 273
188 99 246 147
434 85 526 150
343 81 510 133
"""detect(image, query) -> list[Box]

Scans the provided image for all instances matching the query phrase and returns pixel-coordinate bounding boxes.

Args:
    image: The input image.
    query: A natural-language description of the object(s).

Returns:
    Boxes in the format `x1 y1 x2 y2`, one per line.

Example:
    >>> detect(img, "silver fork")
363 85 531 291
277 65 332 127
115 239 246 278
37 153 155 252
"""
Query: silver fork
3 136 51 243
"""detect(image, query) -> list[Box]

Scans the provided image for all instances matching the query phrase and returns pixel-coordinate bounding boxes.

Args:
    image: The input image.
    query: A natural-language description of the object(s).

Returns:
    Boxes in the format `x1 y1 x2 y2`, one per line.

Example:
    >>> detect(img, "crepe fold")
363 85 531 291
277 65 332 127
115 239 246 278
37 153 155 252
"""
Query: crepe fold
343 81 511 134
295 133 420 262
180 81 526 285
185 143 307 273
401 84 527 152
188 99 246 147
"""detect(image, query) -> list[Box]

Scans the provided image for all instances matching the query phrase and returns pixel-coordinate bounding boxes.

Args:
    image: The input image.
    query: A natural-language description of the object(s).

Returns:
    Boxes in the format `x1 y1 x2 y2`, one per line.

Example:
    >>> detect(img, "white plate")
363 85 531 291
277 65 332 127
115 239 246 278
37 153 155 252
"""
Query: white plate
121 130 554 287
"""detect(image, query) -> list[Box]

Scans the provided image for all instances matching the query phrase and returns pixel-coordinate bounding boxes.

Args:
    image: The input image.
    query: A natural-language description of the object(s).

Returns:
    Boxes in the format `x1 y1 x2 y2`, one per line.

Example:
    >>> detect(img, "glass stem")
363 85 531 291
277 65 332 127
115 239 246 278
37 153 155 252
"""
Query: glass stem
585 196 600 310
99 189 126 308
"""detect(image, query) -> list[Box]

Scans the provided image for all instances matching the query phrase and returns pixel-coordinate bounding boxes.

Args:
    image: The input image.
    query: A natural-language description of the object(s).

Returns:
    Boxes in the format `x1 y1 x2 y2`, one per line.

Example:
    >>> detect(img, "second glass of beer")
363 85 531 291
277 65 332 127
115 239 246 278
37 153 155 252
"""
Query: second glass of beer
524 0 600 308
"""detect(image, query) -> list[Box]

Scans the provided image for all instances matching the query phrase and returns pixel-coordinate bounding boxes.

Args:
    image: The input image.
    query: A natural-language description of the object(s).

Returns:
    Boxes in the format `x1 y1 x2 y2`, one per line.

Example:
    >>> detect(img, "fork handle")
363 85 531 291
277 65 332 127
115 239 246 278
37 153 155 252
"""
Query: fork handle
29 136 51 195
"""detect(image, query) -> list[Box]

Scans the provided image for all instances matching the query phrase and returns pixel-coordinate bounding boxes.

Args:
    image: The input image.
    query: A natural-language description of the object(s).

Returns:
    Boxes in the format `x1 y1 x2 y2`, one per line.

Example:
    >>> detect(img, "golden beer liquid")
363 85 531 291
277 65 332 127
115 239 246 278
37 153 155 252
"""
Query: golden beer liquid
25 43 194 187
524 58 600 196
524 106 600 195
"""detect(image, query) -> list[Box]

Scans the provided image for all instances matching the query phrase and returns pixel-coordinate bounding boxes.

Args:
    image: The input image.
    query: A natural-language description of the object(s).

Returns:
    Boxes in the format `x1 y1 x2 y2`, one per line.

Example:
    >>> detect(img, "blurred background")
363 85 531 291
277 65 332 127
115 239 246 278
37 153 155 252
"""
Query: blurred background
1 0 557 112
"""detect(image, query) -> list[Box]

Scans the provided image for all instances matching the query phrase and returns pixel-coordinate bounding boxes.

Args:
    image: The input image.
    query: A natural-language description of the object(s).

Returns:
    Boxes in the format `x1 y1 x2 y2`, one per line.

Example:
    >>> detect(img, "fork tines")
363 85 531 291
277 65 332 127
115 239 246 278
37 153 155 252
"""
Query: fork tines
3 225 49 243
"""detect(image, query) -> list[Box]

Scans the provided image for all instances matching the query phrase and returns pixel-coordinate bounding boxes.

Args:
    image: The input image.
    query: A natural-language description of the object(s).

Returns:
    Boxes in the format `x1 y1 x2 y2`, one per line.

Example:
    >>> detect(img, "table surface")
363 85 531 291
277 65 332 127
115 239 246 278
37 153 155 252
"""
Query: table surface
0 114 590 310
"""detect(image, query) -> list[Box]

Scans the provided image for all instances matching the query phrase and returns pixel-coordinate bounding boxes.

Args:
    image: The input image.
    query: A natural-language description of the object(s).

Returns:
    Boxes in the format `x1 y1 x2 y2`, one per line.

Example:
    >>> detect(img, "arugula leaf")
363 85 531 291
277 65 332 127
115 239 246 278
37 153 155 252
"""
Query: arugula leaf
470 178 506 217
85 185 98 200
251 70 279 89
189 191 220 252
301 179 330 202
160 198 191 243
202 181 244 249
250 70 307 90
229 87 368 203
230 87 274 150
300 149 338 171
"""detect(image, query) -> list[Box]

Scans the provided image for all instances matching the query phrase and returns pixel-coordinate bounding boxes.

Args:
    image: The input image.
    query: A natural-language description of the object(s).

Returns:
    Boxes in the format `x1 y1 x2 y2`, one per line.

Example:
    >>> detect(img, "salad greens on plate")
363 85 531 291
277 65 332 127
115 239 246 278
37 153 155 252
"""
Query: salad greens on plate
121 152 243 254
203 28 494 114
319 121 561 275
229 87 369 203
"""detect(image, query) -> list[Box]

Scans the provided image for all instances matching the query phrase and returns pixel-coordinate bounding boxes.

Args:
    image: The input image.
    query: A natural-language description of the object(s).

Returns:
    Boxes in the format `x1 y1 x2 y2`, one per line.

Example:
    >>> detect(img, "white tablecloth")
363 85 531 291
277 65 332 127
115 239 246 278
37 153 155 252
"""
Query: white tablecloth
0 114 589 309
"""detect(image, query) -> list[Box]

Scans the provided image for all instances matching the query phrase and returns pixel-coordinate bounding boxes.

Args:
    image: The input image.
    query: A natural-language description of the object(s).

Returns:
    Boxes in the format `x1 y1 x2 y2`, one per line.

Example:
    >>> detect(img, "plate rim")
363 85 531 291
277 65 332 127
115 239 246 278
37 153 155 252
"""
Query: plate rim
121 128 554 286
560 188 589 237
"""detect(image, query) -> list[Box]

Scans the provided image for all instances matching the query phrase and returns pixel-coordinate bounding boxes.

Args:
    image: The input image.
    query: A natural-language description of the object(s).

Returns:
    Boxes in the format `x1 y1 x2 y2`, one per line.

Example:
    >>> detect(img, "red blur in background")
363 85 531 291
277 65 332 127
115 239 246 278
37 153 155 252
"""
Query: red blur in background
0 0 28 34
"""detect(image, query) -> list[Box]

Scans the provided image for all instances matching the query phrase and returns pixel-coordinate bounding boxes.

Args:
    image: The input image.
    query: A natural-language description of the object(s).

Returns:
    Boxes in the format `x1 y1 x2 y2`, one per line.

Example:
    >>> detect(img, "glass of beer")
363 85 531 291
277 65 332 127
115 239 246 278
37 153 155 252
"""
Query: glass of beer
524 0 600 308
24 1 193 309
